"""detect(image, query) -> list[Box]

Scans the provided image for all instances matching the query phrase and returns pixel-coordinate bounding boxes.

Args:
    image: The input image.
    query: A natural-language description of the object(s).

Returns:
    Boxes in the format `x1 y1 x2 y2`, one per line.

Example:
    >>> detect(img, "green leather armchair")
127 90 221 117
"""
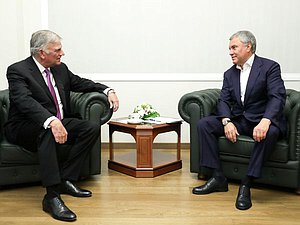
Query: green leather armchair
178 88 300 191
0 89 112 186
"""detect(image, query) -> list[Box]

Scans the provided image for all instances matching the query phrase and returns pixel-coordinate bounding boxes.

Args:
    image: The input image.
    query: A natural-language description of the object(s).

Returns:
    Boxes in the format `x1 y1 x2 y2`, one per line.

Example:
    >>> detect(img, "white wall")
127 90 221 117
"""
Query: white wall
0 0 46 89
1 0 300 144
0 0 22 90
48 0 300 74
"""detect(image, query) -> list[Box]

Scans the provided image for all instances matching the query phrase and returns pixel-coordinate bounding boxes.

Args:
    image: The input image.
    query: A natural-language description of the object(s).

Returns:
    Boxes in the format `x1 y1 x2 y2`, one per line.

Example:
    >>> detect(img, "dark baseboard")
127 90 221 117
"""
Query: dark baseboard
101 142 190 150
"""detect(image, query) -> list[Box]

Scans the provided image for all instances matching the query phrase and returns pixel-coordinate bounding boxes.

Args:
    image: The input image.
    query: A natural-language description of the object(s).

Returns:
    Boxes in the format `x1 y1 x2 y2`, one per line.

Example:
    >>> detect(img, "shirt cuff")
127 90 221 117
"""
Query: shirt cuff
43 116 58 129
104 88 115 96
222 117 230 123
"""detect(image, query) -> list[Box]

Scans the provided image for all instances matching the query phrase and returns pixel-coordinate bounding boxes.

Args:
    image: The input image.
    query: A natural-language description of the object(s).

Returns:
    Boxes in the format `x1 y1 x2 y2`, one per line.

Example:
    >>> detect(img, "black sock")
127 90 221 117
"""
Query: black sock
213 168 226 182
46 184 61 198
241 176 254 187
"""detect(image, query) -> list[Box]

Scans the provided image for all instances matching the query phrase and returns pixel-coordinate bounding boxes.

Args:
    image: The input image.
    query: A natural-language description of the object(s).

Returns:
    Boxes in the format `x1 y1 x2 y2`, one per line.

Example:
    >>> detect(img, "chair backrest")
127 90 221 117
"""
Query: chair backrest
283 89 300 133
0 89 10 140
284 89 300 117
283 89 300 159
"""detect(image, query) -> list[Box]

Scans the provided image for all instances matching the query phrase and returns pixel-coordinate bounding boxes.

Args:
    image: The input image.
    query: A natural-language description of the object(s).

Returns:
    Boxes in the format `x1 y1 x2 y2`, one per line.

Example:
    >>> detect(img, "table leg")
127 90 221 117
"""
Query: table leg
177 126 181 161
109 127 114 161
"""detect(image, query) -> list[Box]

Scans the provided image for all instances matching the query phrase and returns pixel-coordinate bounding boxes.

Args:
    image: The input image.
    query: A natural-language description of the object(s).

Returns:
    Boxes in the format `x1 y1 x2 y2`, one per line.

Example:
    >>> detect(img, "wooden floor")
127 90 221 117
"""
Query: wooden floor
1 148 300 225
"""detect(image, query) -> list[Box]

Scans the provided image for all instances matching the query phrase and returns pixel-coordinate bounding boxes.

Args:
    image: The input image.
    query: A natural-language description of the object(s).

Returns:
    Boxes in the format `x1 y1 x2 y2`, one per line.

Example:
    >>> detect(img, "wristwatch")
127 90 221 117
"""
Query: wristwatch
222 118 232 126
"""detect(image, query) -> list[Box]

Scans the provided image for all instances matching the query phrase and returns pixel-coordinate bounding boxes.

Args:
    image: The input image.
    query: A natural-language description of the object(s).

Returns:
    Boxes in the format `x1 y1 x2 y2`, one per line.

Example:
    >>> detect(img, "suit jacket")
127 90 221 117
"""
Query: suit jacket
5 56 108 140
217 55 286 134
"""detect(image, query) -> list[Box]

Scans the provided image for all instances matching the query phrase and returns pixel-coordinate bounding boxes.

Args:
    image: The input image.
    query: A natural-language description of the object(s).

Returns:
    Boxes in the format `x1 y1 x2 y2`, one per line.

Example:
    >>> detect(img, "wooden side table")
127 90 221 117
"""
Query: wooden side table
108 118 182 178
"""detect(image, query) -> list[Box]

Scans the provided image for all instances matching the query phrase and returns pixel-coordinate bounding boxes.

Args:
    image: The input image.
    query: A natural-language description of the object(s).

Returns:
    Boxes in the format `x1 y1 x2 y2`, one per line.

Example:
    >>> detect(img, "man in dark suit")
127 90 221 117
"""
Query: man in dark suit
192 31 286 210
4 30 119 221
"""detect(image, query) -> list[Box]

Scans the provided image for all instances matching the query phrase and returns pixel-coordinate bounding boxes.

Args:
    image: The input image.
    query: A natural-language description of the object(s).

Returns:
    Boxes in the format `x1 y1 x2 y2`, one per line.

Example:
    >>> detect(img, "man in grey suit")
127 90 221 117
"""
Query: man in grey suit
5 30 119 221
192 31 286 210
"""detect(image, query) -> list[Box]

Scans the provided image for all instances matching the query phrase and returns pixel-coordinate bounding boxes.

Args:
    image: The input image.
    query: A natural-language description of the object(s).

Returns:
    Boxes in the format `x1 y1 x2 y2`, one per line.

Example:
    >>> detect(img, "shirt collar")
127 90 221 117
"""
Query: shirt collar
236 54 255 71
32 56 49 74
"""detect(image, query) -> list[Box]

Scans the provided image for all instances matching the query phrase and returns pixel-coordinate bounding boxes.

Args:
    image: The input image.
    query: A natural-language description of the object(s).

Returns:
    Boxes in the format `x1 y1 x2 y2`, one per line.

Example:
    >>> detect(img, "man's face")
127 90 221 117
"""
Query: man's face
229 36 252 67
41 42 65 67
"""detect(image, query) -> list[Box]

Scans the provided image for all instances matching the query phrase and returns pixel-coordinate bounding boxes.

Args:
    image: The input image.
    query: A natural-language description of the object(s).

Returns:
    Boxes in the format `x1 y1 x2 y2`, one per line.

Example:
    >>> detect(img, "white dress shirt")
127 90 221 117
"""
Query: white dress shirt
236 54 255 104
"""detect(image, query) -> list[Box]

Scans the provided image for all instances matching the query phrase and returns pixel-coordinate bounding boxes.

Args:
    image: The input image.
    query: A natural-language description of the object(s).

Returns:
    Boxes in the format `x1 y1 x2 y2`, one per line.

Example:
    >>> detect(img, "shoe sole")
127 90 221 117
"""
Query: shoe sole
235 205 252 210
235 203 252 210
192 187 229 195
60 191 92 198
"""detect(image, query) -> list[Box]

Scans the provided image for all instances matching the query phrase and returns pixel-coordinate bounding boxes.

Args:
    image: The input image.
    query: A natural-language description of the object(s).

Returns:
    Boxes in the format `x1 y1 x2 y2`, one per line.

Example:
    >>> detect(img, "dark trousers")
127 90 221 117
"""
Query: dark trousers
197 115 280 178
7 118 100 187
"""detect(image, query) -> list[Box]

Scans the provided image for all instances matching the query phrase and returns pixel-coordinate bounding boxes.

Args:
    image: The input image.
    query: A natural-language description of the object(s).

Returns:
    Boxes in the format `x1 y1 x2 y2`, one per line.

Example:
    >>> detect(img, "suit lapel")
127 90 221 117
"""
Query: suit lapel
26 57 53 100
27 57 66 110
244 56 262 104
232 68 243 106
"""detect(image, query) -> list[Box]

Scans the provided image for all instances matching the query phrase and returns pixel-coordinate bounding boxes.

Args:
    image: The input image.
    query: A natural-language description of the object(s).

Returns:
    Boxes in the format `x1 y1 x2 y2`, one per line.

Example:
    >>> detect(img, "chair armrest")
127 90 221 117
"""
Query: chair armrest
178 88 220 173
69 91 113 175
70 92 113 125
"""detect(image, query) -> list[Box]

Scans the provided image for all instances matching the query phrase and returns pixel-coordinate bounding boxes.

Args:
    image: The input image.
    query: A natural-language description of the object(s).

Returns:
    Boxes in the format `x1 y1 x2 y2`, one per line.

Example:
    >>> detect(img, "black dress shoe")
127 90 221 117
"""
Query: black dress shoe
235 184 252 210
43 194 77 222
60 180 92 197
192 177 228 195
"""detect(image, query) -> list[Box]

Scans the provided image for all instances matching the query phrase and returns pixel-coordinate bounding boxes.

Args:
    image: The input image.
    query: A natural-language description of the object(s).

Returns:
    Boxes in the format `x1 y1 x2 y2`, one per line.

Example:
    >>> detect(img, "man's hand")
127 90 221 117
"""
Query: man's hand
49 119 68 144
108 92 119 112
224 122 239 143
253 118 271 142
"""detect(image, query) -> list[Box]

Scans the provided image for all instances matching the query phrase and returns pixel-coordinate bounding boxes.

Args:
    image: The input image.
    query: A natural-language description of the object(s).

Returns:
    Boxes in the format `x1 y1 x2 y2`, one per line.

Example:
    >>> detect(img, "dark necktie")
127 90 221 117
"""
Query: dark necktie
44 69 62 120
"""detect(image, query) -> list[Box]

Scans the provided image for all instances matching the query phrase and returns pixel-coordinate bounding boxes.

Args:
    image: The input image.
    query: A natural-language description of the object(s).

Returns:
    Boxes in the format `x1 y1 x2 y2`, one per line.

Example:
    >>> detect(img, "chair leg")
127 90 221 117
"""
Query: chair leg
295 188 300 195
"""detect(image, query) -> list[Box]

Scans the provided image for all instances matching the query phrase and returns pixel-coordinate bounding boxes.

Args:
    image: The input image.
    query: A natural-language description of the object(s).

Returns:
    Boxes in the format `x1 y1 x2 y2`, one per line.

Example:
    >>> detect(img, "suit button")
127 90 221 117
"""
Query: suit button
32 169 38 175
13 170 18 177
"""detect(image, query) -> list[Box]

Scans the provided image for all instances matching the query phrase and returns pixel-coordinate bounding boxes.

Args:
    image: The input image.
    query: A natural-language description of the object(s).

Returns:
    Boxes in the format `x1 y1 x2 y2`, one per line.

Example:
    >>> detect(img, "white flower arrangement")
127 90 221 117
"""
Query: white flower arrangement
133 103 160 120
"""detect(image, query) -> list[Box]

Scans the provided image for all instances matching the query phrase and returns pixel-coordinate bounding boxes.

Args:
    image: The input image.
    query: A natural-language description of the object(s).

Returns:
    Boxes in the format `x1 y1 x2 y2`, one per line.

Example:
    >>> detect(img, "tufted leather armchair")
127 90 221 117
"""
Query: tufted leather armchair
178 88 300 191
0 89 112 186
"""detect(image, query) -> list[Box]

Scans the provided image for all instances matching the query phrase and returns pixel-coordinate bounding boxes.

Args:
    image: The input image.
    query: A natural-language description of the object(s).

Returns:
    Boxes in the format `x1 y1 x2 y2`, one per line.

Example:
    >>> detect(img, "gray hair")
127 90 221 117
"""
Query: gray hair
30 30 62 56
230 30 256 53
